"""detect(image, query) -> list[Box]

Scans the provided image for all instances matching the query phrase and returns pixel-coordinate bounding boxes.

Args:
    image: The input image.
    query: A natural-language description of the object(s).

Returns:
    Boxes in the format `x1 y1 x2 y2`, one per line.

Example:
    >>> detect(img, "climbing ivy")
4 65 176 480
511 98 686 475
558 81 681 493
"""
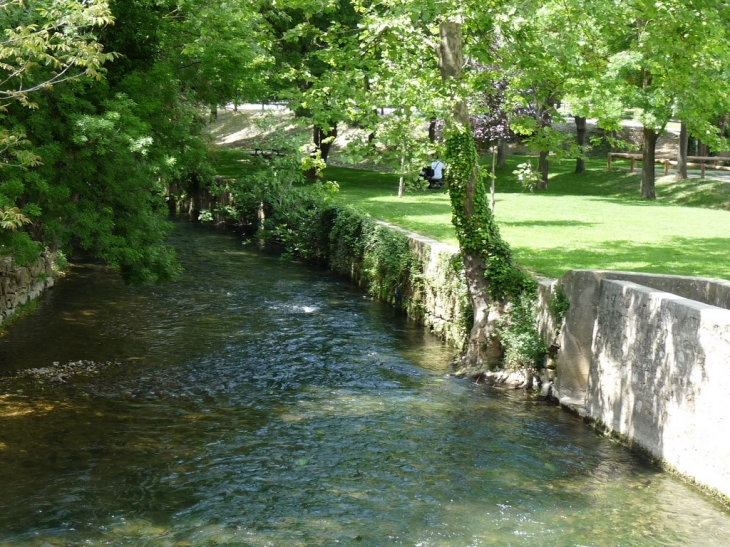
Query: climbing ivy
328 205 373 277
444 124 532 300
362 225 421 307
548 285 570 324
445 123 549 371
495 293 548 372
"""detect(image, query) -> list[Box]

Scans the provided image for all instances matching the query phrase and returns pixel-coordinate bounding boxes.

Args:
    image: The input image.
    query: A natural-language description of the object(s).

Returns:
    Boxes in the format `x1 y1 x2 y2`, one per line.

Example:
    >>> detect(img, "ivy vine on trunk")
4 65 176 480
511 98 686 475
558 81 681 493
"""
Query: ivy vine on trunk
438 21 534 375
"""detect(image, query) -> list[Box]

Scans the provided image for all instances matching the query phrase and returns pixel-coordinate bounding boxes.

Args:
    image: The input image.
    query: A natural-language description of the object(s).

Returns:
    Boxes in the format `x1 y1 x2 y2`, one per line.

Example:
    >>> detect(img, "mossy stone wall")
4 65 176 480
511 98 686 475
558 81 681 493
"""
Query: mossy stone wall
0 253 56 326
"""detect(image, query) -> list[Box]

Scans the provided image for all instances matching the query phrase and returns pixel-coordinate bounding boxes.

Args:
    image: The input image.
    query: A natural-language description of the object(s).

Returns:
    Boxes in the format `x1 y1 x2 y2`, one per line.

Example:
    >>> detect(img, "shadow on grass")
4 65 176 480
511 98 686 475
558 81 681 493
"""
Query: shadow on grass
656 178 730 209
516 236 730 280
503 220 597 228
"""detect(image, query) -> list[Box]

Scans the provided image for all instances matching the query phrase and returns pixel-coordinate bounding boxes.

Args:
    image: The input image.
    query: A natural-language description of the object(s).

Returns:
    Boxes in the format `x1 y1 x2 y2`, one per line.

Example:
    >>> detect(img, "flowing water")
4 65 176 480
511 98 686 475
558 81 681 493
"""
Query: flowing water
0 221 729 547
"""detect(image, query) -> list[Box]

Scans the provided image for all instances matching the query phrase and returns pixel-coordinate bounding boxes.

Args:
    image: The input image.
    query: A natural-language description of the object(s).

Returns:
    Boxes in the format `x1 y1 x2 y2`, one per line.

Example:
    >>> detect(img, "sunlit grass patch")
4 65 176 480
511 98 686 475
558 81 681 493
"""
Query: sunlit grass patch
323 157 730 280
209 148 730 280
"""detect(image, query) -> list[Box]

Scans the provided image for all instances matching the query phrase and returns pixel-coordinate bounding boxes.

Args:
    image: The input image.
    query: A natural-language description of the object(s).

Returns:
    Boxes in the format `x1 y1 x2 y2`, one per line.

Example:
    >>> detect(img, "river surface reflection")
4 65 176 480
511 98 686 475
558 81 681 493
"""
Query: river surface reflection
0 221 729 546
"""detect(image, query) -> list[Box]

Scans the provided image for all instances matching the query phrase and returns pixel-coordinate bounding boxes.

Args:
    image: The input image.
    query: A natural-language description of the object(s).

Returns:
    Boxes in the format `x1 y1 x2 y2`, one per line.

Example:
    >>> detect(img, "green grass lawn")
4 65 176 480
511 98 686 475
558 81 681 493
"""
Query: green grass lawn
322 157 730 280
210 147 730 280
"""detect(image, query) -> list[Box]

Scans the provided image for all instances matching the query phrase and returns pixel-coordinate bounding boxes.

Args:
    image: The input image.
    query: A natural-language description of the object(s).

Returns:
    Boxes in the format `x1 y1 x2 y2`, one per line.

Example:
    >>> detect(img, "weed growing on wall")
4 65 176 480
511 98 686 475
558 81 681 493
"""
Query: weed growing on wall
270 183 339 265
495 291 548 372
548 285 570 324
328 205 374 279
0 299 37 334
445 254 473 338
362 225 421 307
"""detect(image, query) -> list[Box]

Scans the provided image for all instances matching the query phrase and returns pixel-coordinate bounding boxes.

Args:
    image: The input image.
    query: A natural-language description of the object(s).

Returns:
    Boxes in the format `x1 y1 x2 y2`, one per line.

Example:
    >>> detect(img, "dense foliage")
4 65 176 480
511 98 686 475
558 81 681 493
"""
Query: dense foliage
2 0 730 369
0 0 266 281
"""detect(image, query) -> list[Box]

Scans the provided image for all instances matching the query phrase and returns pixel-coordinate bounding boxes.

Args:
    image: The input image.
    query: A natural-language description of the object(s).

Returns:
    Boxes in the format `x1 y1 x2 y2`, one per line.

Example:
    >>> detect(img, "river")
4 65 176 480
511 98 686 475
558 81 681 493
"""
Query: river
0 221 728 546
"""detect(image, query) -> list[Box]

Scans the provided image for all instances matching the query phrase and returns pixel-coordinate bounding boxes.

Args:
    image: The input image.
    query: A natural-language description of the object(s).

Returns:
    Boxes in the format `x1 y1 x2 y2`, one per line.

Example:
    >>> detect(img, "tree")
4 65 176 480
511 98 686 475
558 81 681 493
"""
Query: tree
574 116 587 174
675 121 688 181
260 0 363 170
0 0 114 262
437 18 530 371
486 0 587 189
1 0 265 280
582 0 730 198
0 0 114 109
352 5 443 196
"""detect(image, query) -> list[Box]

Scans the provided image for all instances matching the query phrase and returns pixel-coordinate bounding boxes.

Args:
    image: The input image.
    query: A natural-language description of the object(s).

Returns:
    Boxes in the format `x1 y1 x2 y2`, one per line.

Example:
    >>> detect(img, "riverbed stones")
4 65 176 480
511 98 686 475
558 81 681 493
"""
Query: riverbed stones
0 360 121 389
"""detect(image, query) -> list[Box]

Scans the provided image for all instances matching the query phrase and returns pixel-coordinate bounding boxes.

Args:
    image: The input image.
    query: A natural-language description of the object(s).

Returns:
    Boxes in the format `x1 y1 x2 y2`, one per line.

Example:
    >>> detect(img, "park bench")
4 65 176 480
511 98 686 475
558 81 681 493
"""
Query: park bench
608 152 730 179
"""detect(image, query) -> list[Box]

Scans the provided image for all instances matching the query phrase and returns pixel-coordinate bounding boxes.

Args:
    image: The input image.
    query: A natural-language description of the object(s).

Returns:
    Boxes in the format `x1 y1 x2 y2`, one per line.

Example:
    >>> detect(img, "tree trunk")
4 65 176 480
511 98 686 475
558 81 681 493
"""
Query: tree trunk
313 124 337 164
497 139 506 167
490 146 496 214
575 116 587 174
538 151 549 189
438 21 503 371
398 152 405 198
641 127 658 199
675 121 688 181
697 140 710 157
305 124 338 179
428 117 437 142
536 98 553 189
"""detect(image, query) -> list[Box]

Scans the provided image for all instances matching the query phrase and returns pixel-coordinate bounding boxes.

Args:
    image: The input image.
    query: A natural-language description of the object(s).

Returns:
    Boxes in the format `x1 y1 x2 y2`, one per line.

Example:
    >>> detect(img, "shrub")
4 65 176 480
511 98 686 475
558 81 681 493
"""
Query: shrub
495 291 548 372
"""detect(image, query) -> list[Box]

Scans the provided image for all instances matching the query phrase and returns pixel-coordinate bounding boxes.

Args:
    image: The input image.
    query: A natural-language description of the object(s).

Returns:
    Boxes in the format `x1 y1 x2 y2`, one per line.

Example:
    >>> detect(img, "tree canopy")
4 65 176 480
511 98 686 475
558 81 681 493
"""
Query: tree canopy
1 0 729 289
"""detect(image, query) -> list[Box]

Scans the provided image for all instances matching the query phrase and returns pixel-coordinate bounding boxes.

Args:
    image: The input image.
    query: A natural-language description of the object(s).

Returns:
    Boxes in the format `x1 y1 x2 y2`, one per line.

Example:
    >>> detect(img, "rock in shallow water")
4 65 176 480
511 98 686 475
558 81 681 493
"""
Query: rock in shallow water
1 359 121 388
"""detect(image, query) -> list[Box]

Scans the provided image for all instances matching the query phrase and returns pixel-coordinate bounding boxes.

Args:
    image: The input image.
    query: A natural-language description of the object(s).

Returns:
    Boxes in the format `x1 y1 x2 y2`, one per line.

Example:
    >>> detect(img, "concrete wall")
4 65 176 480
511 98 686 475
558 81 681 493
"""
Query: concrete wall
545 270 730 500
0 253 56 326
550 270 730 403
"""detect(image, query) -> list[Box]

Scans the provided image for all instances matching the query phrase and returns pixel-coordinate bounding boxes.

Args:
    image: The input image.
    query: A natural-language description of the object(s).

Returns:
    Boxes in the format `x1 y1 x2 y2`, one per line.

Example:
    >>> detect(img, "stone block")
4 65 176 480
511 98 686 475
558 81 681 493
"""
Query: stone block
586 280 730 499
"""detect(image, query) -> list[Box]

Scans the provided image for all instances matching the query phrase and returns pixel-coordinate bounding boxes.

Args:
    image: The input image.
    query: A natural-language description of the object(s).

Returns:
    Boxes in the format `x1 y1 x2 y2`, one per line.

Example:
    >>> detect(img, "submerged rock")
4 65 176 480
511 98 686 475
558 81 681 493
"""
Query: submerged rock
0 359 121 389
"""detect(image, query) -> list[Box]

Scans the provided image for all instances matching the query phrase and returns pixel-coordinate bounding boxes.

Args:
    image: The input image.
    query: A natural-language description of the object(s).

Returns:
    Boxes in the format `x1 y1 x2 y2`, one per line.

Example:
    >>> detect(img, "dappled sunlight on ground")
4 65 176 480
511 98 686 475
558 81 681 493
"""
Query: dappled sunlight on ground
0 394 58 418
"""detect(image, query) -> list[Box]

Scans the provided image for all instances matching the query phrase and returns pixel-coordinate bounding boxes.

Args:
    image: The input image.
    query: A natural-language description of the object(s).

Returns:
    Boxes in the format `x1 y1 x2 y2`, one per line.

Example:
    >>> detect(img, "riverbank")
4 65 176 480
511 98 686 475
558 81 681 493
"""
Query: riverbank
163 109 730 508
208 108 730 281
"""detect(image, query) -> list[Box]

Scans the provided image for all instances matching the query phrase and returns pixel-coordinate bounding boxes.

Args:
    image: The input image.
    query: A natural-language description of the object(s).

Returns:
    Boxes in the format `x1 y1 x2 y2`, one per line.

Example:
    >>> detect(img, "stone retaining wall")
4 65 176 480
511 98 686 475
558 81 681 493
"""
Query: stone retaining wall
337 228 730 502
380 223 468 349
542 270 730 501
0 253 56 326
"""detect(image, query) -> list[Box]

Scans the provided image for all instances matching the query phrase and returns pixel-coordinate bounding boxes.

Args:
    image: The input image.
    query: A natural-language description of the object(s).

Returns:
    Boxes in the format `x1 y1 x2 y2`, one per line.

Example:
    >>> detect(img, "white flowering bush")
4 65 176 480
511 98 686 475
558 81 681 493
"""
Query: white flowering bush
513 161 541 192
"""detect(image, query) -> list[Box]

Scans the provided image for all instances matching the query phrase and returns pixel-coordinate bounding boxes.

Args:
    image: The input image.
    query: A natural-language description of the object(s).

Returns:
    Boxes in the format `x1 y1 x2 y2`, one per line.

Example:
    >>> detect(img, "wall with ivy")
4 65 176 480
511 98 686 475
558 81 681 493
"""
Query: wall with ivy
322 207 471 349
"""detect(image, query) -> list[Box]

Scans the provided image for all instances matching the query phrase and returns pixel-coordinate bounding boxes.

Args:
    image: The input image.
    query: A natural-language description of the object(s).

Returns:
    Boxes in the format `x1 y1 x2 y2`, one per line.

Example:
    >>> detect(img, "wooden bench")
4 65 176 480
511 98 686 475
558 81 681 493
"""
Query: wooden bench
608 153 730 179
